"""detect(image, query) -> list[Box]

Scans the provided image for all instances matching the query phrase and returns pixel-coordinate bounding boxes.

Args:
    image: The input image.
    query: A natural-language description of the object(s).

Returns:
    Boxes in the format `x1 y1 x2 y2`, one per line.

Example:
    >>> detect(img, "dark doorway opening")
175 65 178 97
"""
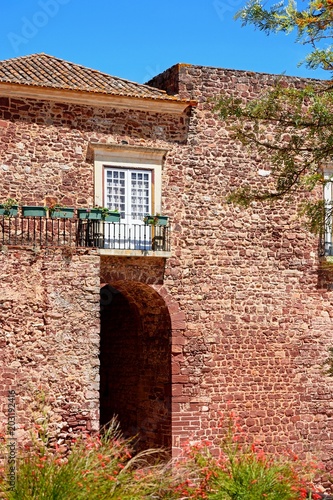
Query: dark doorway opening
100 282 171 451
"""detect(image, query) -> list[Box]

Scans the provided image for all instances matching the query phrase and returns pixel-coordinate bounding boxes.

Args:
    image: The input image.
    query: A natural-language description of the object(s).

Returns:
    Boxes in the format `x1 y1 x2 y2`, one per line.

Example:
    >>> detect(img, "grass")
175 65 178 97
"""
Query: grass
0 415 327 499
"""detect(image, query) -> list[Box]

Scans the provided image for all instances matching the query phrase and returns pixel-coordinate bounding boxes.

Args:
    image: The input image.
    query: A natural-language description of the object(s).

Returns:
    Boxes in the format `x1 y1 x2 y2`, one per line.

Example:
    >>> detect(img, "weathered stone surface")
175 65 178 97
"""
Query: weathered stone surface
0 247 100 439
1 62 333 479
149 65 333 469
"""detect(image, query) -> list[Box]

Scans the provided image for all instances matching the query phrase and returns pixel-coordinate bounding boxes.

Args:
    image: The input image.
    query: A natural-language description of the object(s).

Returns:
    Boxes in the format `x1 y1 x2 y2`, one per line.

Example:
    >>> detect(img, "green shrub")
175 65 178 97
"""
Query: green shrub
0 414 325 499
172 416 322 500
0 419 172 500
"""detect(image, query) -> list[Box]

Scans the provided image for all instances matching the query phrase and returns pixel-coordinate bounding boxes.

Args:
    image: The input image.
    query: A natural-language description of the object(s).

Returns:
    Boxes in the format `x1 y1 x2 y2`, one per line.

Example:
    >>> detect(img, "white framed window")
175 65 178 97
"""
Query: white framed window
104 167 152 223
324 170 333 255
90 143 167 251
92 143 167 215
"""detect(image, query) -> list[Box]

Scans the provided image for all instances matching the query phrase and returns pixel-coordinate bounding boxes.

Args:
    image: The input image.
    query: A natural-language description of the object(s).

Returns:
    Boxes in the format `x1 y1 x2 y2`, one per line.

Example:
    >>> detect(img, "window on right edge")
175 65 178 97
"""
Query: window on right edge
324 170 333 255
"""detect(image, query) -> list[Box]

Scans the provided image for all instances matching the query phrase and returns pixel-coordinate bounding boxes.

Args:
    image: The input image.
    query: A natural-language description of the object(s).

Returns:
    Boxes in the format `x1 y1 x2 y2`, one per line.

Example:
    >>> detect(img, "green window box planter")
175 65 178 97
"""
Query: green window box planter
144 215 169 226
50 207 75 219
104 212 121 223
77 208 102 220
0 205 18 216
156 215 168 226
22 206 47 217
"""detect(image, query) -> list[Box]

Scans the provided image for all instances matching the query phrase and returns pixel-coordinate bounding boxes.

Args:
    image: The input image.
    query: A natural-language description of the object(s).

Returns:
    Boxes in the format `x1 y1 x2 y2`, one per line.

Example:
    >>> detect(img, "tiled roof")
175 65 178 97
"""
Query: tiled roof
0 53 180 102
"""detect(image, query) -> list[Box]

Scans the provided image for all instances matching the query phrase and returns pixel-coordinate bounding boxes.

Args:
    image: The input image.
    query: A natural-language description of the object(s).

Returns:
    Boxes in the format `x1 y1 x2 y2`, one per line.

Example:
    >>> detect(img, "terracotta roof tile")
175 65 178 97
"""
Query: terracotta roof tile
0 53 181 102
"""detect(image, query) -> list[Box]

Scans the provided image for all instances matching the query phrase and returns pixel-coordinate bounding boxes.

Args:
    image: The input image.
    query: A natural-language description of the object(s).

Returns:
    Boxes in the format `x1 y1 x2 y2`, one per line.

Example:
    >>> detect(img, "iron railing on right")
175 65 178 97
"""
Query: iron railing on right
319 231 333 257
0 216 171 252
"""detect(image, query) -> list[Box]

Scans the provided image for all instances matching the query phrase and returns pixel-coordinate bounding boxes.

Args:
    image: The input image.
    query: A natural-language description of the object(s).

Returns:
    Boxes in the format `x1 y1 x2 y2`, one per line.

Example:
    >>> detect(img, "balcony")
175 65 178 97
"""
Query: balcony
0 216 171 256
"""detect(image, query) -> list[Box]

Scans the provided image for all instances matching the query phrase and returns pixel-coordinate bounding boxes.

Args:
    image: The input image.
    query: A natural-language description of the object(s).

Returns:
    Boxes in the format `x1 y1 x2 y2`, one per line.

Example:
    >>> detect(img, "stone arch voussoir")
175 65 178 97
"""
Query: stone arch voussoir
151 285 186 331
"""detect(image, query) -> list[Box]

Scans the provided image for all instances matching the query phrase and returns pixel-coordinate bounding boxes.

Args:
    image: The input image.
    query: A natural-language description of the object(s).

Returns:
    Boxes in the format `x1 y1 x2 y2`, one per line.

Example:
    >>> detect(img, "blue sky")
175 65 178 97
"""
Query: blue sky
0 0 328 84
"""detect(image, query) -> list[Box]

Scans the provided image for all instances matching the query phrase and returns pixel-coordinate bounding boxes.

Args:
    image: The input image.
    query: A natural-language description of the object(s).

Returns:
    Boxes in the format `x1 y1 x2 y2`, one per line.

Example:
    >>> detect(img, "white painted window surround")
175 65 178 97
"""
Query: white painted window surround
104 167 152 224
92 144 167 216
91 144 168 251
324 170 333 255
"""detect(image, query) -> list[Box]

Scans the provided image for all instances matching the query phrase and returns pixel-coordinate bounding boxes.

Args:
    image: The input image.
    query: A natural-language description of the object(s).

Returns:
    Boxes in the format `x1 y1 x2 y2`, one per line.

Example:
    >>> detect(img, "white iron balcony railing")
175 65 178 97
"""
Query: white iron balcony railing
0 216 170 252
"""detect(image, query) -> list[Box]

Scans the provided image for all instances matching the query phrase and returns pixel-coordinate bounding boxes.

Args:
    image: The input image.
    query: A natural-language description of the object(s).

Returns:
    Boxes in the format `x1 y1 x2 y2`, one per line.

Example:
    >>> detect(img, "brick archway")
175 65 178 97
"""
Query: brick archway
151 285 187 457
151 285 186 330
100 255 187 456
99 280 175 451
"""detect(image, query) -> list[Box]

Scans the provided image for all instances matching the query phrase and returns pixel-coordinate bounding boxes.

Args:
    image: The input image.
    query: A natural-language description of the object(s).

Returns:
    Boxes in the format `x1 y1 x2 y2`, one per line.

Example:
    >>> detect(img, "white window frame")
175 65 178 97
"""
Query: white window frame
104 167 152 223
324 170 333 255
92 144 167 215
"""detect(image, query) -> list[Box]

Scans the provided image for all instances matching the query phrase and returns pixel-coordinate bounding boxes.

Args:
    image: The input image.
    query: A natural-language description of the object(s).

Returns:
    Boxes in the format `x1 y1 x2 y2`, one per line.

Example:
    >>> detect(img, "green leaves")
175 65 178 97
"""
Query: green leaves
235 0 298 34
324 347 333 376
216 79 333 231
236 0 333 73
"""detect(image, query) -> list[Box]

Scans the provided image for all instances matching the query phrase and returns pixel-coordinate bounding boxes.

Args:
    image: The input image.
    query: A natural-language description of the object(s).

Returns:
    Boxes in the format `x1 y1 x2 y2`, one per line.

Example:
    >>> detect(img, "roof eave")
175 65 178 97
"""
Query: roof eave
0 82 194 114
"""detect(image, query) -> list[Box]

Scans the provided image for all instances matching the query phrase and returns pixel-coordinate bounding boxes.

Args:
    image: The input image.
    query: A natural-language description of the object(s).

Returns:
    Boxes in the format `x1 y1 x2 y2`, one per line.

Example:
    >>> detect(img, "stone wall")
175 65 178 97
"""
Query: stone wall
0 96 189 207
149 65 333 471
0 246 100 442
1 62 333 476
0 93 190 450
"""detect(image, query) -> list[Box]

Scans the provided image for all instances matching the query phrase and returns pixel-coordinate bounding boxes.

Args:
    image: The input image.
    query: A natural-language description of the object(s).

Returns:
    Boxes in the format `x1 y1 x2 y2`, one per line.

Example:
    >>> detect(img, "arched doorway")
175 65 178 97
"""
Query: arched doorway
100 281 172 451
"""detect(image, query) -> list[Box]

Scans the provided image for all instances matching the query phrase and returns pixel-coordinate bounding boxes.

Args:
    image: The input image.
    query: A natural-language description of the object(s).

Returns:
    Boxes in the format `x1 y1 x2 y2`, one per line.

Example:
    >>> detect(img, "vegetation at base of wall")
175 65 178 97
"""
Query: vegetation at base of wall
0 414 326 499
0 418 173 500
172 415 325 500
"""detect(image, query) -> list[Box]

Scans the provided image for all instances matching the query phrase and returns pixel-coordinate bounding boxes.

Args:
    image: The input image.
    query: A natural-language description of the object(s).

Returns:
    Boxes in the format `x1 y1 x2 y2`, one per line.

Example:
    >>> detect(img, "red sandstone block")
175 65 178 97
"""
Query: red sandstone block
189 403 201 411
171 336 186 345
171 345 183 354
173 396 190 403
171 312 186 330
2 70 333 464
172 363 180 375
172 385 183 396
172 448 183 458
173 375 189 383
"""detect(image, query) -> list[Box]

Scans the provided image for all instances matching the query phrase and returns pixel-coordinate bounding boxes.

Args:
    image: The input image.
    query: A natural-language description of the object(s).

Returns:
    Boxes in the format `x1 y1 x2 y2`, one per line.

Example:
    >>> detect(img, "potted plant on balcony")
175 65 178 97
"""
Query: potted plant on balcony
77 207 103 220
143 214 169 226
0 198 18 216
22 205 47 217
104 208 121 223
48 203 75 219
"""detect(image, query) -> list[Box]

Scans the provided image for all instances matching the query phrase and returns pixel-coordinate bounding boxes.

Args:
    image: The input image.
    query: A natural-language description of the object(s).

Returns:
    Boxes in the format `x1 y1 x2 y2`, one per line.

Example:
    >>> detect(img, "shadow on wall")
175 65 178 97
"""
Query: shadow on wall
99 282 172 452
